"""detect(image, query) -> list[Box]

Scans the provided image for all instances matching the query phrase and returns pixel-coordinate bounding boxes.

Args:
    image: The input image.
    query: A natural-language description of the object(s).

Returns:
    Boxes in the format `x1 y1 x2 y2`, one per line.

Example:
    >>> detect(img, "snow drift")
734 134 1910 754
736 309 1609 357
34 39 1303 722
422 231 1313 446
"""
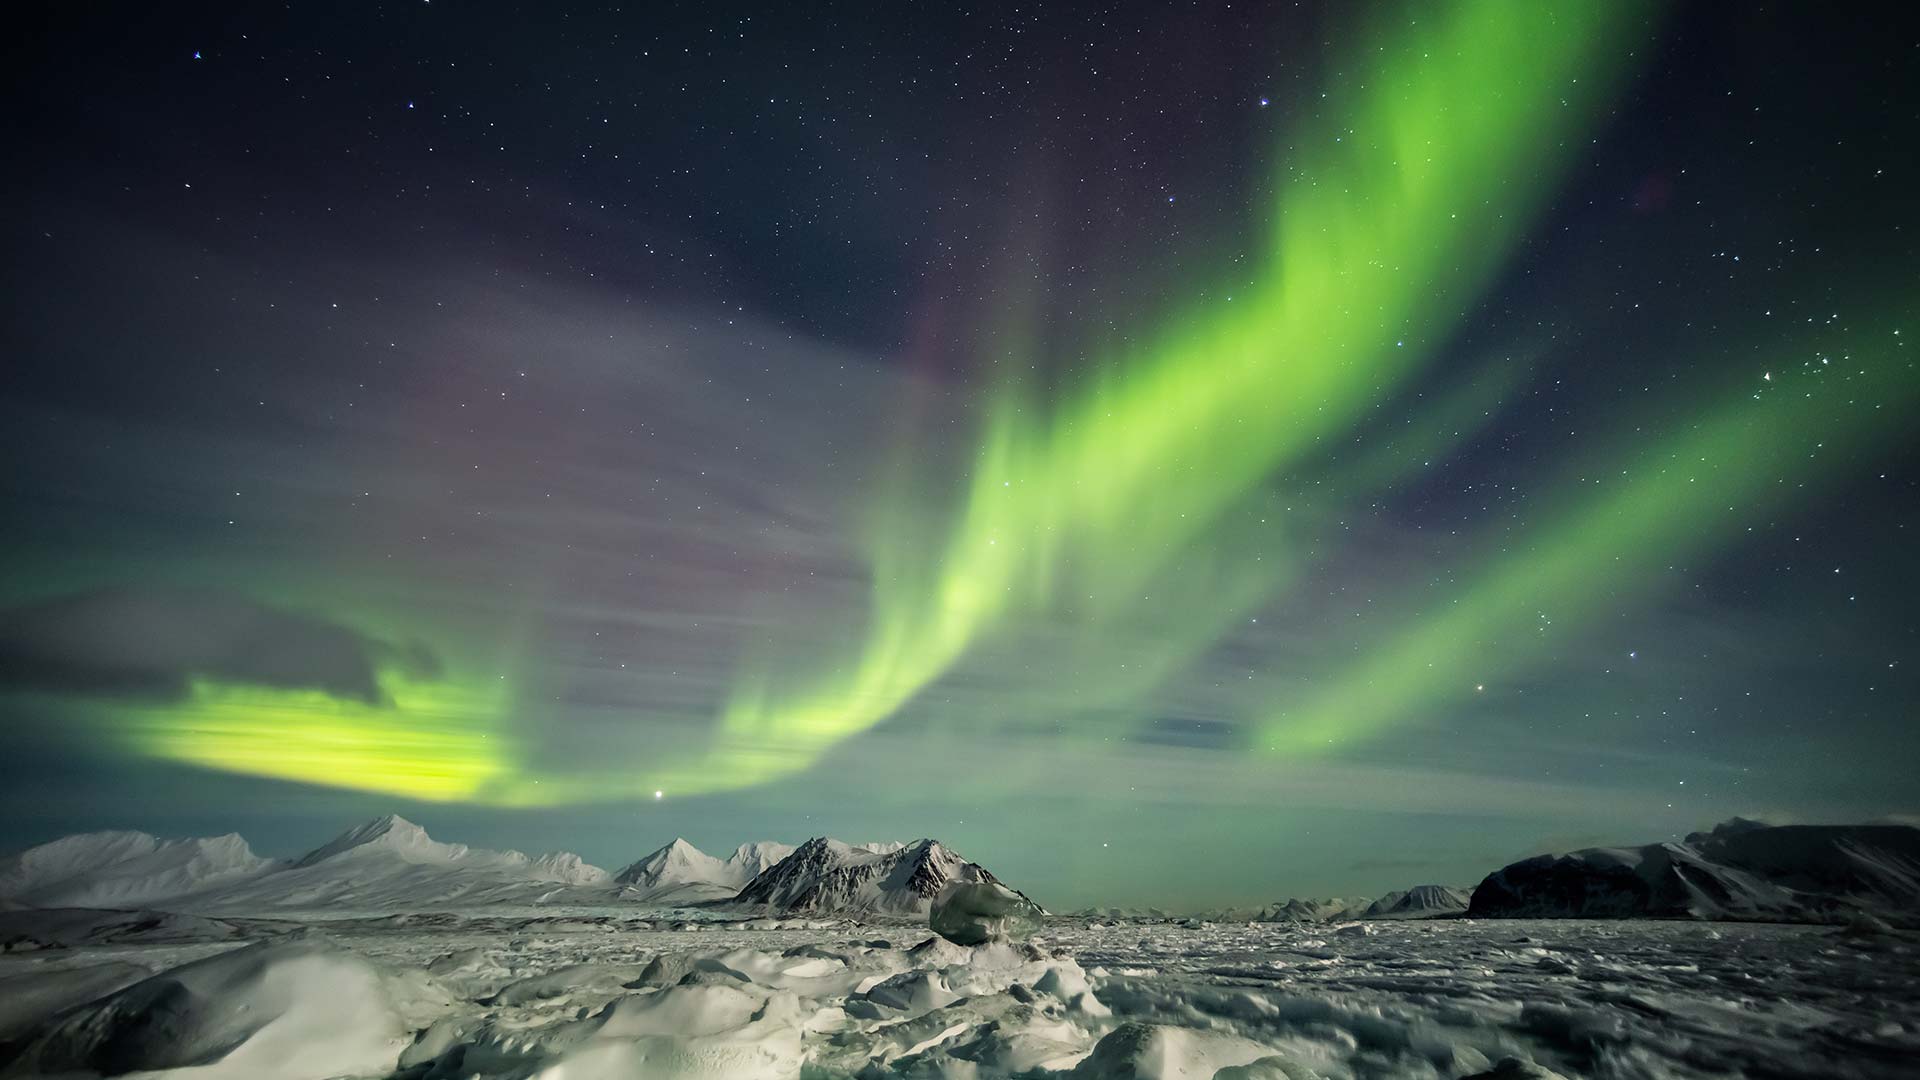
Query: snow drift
6 933 453 1079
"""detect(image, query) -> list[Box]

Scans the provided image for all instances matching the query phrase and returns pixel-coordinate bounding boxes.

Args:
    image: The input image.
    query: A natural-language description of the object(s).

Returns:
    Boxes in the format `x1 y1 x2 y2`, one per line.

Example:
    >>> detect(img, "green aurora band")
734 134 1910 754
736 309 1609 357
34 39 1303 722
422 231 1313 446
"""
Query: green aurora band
684 0 1659 794
1258 327 1918 752
100 0 1917 807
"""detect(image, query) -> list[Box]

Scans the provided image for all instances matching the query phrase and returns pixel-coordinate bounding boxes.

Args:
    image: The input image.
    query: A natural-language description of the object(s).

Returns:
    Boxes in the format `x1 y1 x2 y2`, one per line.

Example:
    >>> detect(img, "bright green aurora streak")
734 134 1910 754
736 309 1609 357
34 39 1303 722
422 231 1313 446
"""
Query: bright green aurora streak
676 0 1660 795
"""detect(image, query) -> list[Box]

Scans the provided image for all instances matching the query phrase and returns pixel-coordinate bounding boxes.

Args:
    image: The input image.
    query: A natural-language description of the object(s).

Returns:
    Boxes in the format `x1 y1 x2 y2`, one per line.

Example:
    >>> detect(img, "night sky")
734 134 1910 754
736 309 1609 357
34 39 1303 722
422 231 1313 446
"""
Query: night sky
3 1 1916 910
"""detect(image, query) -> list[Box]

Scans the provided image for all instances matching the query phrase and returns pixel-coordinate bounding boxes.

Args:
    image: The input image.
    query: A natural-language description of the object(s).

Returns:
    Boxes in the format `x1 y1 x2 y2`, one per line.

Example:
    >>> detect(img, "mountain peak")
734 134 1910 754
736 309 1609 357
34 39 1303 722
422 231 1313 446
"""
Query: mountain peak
734 835 1000 914
613 837 727 888
295 814 452 867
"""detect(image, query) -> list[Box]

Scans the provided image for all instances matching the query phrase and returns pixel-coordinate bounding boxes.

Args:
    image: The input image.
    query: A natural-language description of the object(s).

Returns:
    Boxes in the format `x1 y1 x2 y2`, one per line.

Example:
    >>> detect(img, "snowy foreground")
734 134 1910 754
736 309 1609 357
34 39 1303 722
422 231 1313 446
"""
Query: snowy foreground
2 908 1915 1079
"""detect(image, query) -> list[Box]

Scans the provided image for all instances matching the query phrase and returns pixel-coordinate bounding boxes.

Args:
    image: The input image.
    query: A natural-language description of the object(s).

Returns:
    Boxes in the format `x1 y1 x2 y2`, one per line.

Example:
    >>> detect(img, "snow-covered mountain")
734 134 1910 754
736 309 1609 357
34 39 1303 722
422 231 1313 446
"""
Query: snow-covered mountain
1364 885 1470 918
0 816 612 913
186 815 611 911
1468 818 1920 924
614 838 733 902
1068 906 1175 921
732 837 1002 914
0 830 277 909
610 838 796 903
1209 896 1374 923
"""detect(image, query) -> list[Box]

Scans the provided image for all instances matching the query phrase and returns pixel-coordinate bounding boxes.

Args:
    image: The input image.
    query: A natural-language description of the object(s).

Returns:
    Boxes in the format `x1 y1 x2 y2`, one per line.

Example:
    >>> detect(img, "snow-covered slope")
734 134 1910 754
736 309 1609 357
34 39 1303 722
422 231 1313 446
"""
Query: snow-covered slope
0 830 277 909
726 841 798 881
733 837 1002 914
8 933 453 1079
1468 817 1920 924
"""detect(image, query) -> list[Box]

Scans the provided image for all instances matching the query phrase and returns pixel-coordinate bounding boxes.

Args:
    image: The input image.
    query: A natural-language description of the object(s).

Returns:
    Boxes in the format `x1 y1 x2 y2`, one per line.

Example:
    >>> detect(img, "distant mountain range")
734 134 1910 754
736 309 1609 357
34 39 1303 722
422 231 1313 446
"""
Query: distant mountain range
6 815 1915 925
0 816 1006 916
1201 886 1472 925
1081 820 1920 928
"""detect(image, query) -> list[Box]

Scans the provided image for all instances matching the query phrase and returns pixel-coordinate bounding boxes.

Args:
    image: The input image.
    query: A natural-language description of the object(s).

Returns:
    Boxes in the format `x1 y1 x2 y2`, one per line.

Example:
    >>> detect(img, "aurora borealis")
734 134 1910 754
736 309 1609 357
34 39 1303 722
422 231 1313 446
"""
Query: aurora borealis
3 1 1916 908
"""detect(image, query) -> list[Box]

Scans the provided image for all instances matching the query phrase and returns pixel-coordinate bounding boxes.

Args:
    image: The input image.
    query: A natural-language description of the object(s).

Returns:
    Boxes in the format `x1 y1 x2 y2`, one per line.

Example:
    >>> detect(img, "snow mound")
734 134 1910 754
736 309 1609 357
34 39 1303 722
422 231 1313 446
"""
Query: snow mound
1067 1021 1283 1079
7 934 454 1079
1468 818 1920 923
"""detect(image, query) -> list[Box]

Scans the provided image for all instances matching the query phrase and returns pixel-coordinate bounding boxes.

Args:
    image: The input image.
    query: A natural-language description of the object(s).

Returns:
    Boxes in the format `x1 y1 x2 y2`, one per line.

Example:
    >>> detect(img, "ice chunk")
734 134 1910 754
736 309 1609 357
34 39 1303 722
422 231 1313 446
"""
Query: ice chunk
931 880 1045 945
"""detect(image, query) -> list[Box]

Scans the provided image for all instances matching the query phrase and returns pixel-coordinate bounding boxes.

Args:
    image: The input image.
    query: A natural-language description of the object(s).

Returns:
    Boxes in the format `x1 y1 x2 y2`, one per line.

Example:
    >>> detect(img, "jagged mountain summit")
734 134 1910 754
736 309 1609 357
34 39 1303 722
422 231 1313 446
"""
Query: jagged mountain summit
611 838 796 903
1468 817 1920 924
733 837 1005 914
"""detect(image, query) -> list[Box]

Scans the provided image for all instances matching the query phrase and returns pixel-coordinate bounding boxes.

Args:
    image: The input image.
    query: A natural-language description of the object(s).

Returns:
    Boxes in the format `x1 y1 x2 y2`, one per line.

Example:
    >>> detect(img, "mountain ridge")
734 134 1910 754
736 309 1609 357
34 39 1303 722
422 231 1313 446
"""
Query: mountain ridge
1468 818 1920 924
0 818 1003 916
733 837 1008 915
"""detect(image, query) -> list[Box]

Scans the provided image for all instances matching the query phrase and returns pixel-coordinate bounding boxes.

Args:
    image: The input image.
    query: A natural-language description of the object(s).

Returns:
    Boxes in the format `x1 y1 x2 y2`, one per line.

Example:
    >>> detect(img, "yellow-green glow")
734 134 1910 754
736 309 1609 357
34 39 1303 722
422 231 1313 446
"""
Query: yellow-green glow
119 673 514 803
